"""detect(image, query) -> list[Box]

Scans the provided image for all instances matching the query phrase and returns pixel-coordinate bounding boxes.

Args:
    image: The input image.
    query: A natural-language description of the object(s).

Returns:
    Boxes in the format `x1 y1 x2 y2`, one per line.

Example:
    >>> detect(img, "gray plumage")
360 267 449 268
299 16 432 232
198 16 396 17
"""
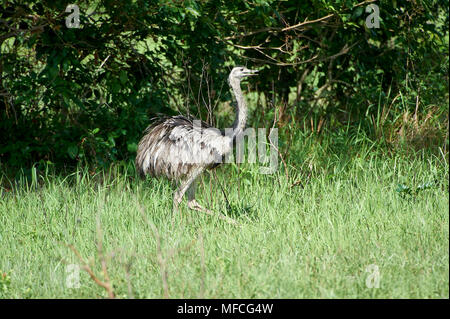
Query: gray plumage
135 115 230 180
135 66 258 219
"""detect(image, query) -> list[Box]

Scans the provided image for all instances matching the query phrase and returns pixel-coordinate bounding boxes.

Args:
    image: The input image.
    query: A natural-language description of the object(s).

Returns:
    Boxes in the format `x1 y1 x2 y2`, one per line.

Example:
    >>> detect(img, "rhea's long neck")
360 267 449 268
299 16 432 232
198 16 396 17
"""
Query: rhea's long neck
229 78 247 139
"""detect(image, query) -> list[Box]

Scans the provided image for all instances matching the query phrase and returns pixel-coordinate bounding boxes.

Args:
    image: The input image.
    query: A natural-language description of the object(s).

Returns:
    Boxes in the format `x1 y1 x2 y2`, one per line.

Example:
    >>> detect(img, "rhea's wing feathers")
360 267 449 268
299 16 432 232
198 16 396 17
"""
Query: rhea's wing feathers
135 115 232 179
168 116 232 161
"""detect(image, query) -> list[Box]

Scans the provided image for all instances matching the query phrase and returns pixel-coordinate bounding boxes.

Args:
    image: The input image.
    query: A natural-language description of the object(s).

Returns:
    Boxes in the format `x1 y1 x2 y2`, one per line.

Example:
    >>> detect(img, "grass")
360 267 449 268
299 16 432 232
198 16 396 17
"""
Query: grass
0 131 448 299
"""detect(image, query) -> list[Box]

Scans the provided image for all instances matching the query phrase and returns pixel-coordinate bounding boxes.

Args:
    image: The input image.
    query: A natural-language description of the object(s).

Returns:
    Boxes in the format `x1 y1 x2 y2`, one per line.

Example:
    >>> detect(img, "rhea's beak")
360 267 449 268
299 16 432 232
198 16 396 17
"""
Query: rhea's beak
243 69 259 76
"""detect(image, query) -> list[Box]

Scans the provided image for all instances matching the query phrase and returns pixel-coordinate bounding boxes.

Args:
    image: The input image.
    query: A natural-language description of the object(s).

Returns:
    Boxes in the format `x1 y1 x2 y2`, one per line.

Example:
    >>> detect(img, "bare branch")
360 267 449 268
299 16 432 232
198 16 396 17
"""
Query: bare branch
281 14 335 32
66 243 115 299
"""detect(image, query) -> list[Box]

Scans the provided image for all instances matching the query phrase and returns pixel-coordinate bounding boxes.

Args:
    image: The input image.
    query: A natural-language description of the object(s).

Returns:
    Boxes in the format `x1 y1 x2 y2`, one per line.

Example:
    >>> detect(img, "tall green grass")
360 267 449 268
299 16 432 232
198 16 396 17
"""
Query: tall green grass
0 131 448 298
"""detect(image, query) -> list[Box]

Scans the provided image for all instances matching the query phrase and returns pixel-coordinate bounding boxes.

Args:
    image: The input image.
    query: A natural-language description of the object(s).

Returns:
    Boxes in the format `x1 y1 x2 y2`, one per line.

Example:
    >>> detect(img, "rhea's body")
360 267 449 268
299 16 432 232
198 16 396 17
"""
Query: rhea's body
135 66 258 221
135 115 231 180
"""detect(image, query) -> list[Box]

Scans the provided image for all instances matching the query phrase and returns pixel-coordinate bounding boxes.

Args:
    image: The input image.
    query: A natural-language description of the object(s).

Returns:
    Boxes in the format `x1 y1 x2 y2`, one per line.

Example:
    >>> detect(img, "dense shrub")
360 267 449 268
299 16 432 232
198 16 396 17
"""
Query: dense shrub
0 0 448 169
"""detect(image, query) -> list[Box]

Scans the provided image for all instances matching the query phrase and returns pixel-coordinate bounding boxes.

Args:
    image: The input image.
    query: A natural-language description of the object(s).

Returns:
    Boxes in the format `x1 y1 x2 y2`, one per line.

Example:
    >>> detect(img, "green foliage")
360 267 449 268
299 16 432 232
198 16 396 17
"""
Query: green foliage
0 136 448 298
0 270 11 298
0 0 448 169
396 181 437 198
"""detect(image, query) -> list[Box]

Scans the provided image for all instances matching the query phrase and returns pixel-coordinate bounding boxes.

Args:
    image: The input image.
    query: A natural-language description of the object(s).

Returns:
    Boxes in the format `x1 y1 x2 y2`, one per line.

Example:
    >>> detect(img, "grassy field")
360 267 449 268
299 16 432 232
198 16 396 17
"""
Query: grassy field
0 132 448 299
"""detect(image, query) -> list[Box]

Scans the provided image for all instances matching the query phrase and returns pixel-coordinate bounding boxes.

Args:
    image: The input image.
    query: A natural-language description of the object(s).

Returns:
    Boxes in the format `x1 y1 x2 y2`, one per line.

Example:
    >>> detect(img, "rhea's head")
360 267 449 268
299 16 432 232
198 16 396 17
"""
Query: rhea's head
228 66 258 84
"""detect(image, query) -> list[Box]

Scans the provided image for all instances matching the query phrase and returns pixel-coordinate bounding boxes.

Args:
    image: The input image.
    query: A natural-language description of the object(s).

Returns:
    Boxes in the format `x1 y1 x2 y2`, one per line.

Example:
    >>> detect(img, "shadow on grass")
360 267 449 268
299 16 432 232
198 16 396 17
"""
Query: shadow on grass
223 201 258 222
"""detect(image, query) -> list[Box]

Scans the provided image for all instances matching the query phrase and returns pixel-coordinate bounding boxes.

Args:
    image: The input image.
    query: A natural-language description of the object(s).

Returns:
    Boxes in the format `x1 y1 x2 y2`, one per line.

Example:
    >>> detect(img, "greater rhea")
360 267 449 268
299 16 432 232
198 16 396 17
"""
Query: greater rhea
135 66 258 222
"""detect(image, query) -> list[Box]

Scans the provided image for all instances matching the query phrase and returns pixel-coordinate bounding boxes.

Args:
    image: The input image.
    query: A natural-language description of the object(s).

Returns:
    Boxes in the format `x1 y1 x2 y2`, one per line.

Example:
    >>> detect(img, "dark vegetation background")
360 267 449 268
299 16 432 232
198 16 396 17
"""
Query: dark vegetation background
0 0 448 175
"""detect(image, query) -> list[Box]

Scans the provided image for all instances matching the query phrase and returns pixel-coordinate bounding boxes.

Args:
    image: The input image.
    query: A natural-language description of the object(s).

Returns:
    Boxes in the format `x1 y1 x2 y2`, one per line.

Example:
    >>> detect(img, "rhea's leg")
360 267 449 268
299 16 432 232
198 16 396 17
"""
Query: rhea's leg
186 175 239 226
173 167 204 214
186 178 207 211
186 179 197 203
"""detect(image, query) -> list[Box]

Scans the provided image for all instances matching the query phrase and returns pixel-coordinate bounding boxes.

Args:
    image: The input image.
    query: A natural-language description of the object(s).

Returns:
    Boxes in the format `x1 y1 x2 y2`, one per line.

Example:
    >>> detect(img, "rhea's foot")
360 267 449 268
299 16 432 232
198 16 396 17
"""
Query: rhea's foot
187 200 239 226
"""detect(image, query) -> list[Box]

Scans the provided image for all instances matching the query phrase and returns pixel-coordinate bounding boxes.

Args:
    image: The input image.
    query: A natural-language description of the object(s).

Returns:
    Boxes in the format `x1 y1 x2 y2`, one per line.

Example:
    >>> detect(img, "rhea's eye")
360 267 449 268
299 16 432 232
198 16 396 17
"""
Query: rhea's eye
240 68 244 71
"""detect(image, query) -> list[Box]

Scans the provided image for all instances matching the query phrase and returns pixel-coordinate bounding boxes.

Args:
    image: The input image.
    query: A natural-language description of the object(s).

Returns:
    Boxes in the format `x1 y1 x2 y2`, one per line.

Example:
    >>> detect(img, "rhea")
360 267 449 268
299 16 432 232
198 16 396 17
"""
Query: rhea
135 66 258 221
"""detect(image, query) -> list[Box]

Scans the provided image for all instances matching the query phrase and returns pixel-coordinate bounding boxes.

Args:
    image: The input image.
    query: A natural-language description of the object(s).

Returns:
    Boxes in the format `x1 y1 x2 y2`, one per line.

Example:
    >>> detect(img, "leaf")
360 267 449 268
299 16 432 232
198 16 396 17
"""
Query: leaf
185 7 200 17
396 183 411 194
109 79 121 93
417 181 434 191
127 142 138 153
67 145 78 159
119 70 128 84
353 7 364 19
107 135 116 147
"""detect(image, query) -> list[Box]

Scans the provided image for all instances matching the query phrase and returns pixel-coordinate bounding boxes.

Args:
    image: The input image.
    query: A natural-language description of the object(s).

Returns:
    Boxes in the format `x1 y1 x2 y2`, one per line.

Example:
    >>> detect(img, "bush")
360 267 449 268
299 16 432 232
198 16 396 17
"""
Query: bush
0 0 448 170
